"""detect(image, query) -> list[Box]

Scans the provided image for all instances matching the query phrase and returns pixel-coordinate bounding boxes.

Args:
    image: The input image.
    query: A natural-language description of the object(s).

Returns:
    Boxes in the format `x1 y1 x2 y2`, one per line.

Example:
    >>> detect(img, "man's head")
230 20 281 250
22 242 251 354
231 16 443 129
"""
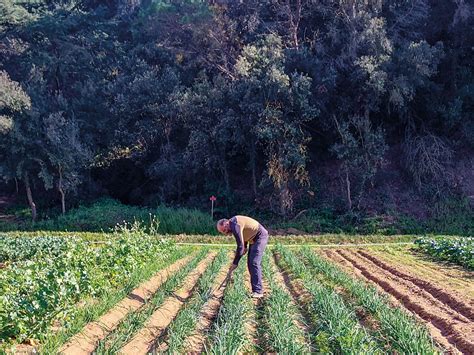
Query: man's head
217 218 231 234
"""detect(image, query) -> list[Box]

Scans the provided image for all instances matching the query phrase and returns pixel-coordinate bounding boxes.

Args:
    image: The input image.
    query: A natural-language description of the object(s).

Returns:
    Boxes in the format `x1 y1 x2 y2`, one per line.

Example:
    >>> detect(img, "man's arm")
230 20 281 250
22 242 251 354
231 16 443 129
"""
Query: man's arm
232 222 246 266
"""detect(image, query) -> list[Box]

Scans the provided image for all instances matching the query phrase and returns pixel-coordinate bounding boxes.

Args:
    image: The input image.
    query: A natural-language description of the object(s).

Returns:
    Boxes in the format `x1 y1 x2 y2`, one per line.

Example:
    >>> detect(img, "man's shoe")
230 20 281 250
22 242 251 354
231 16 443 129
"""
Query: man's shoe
251 292 264 299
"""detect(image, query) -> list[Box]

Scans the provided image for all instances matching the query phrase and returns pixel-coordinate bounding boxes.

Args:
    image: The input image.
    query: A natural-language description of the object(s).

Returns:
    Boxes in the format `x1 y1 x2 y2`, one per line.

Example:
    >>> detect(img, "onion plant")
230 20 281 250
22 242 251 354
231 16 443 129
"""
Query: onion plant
260 253 311 353
298 247 438 354
274 245 380 354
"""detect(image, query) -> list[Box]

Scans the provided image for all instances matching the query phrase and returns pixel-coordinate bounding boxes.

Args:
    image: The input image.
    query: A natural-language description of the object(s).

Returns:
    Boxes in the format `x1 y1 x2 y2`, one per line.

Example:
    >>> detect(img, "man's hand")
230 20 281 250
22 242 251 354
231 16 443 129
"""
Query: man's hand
226 264 237 281
228 263 237 274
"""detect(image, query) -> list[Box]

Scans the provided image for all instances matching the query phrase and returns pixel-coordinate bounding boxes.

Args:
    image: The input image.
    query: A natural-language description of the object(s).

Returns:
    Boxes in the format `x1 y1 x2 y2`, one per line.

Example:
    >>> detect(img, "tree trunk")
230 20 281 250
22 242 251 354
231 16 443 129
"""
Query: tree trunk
250 139 257 197
14 177 19 195
345 169 352 211
24 174 37 222
223 163 230 191
219 155 231 192
58 166 66 214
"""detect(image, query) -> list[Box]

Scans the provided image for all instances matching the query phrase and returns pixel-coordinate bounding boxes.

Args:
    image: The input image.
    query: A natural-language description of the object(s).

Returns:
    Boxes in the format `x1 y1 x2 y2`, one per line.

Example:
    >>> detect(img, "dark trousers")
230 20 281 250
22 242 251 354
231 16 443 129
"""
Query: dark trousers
247 226 269 293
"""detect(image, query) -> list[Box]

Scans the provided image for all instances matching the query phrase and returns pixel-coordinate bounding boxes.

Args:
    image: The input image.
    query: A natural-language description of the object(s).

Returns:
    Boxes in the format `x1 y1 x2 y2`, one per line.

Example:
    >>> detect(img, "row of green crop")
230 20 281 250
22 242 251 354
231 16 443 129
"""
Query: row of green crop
298 248 436 353
275 246 379 353
260 253 311 353
206 261 253 354
274 245 438 354
415 236 474 270
0 231 176 344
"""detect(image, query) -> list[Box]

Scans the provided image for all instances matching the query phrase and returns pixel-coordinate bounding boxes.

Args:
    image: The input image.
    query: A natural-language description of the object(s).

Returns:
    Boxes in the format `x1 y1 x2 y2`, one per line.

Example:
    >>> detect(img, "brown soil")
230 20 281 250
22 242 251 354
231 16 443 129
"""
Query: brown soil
335 249 474 354
177 260 232 353
60 255 194 355
6 344 36 354
369 249 474 299
358 250 474 321
118 252 217 354
320 248 425 318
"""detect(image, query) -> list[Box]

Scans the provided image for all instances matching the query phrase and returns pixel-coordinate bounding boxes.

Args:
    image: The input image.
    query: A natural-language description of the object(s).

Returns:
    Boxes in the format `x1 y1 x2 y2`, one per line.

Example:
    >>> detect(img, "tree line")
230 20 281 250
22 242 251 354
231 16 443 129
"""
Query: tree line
0 0 472 220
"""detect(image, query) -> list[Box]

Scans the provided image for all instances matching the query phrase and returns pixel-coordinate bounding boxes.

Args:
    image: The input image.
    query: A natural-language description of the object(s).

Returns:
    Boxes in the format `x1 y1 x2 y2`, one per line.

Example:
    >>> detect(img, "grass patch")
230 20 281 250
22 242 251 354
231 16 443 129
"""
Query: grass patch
1 198 216 235
171 234 416 245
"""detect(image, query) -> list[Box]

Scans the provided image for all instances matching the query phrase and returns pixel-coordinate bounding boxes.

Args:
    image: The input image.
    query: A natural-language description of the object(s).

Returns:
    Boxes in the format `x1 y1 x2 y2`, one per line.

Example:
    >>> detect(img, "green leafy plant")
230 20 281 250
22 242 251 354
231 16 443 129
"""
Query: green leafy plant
0 222 175 343
415 236 474 270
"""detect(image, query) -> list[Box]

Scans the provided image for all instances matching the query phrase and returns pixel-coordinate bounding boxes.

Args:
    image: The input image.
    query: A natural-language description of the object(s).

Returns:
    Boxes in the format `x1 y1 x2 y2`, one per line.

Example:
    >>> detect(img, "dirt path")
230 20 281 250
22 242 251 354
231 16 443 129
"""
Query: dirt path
335 249 474 354
357 250 474 321
60 255 193 355
118 252 217 354
177 260 231 353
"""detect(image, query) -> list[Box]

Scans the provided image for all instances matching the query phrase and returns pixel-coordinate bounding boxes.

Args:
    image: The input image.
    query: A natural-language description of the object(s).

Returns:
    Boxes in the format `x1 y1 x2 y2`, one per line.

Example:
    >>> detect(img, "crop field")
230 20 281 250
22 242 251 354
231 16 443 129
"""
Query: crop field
1 235 473 354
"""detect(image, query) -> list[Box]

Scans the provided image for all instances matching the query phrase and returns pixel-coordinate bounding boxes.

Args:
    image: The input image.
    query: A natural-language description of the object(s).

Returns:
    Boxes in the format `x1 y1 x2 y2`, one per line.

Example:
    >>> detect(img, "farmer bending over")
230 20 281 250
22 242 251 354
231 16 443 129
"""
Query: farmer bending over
217 215 269 298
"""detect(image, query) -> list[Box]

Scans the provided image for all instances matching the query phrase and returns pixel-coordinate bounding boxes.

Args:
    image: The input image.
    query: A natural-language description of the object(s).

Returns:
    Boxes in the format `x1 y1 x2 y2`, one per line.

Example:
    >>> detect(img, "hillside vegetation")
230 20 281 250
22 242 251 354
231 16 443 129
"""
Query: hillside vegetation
0 0 473 224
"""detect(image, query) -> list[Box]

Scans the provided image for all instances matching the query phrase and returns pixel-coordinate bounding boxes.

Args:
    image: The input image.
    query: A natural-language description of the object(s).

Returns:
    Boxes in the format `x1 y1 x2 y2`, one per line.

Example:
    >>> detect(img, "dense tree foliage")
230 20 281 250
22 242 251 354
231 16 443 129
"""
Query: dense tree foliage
0 0 472 219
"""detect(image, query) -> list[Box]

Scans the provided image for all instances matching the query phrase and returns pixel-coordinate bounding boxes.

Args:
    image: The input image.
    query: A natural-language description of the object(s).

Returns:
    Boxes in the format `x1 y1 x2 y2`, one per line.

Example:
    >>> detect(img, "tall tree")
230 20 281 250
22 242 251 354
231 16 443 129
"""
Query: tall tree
235 34 318 215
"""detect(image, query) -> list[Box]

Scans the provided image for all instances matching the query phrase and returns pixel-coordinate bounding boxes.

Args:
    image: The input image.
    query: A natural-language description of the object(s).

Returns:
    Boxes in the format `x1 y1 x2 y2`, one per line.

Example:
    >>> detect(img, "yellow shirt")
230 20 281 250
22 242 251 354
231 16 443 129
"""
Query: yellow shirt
232 215 260 244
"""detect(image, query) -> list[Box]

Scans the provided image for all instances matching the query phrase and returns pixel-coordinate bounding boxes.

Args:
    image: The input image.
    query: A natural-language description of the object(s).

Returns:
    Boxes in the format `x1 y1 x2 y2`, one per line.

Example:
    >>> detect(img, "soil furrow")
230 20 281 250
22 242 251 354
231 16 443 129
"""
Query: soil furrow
162 260 231 353
60 254 193 355
357 250 474 322
336 249 474 354
118 252 216 355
